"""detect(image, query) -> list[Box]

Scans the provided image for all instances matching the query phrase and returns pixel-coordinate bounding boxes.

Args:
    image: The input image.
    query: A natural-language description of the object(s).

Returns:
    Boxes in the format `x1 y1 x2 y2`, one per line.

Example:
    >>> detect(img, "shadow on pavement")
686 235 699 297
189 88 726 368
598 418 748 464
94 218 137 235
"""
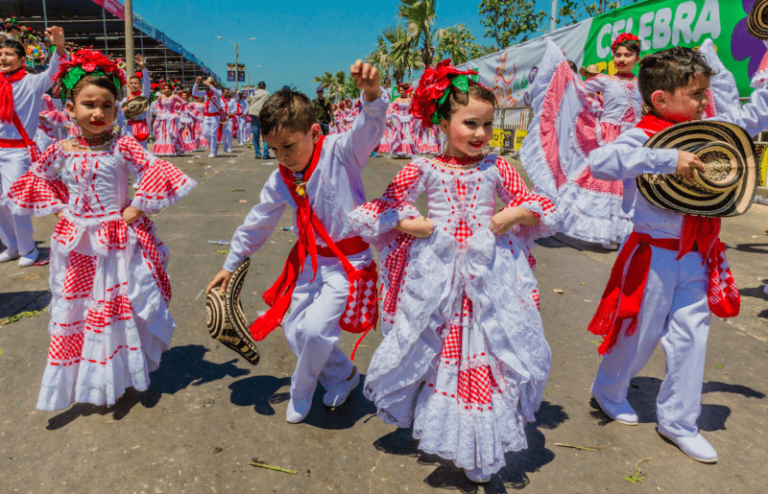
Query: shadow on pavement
46 345 249 430
228 372 377 430
590 376 765 430
730 242 768 255
0 291 51 318
738 282 768 301
373 401 568 492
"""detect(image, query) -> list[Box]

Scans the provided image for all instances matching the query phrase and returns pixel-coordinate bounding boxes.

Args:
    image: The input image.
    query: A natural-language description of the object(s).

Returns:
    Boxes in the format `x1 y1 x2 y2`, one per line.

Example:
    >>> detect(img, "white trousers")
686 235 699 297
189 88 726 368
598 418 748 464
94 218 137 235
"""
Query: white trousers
282 251 371 404
237 117 248 145
202 116 219 156
0 148 35 255
221 120 232 152
595 246 711 437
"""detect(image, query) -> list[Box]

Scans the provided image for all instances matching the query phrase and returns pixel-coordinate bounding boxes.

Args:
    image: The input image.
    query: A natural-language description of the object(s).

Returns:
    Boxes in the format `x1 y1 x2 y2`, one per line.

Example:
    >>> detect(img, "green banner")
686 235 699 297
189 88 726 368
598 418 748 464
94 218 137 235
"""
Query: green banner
583 0 753 96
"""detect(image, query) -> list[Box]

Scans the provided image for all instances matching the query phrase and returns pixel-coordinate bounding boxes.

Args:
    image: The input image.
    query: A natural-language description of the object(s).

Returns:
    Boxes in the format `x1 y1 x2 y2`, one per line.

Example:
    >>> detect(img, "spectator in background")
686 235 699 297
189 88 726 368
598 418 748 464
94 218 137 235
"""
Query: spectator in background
247 80 270 159
312 85 333 135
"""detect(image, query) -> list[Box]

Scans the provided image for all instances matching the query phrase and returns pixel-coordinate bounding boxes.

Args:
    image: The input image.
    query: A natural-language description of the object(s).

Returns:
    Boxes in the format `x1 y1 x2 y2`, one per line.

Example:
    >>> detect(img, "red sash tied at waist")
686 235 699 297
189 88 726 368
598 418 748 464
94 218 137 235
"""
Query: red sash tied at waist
589 216 740 355
0 138 26 148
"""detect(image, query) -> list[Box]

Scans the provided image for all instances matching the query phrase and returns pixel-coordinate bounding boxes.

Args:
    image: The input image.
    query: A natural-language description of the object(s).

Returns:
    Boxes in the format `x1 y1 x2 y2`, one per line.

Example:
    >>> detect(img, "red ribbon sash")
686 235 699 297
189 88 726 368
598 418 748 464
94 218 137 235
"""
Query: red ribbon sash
588 114 740 354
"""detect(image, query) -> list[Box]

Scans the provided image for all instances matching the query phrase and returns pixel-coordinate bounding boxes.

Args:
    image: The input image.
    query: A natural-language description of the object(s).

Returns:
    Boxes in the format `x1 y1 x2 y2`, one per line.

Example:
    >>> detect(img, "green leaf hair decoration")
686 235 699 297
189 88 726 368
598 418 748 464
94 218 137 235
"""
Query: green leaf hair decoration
59 68 123 104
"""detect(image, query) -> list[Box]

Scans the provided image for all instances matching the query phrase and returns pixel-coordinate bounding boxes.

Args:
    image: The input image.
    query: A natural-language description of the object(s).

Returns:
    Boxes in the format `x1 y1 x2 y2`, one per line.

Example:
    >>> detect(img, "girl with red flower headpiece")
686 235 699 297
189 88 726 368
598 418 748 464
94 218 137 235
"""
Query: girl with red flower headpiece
521 33 644 249
152 82 184 156
0 26 66 267
4 49 197 411
348 59 557 484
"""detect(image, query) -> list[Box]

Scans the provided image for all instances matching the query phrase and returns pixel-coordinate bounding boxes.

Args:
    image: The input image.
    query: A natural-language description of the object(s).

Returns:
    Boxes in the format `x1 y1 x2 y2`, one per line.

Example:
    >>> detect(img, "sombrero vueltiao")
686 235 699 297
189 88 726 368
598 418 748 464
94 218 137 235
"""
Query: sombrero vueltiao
748 0 768 40
122 96 150 120
206 258 260 365
638 120 757 217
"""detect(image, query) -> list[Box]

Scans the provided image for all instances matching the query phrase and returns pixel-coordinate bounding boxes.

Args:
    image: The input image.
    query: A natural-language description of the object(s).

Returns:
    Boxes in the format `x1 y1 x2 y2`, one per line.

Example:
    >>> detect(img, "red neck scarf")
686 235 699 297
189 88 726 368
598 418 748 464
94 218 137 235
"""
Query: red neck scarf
0 67 27 123
130 90 141 99
588 113 740 355
249 137 326 341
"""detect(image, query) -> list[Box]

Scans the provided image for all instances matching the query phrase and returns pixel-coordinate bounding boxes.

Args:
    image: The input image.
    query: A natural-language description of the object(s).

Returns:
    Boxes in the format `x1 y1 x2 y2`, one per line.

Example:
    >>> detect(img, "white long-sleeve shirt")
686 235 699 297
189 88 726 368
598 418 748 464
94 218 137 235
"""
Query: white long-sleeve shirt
0 53 64 141
223 89 390 272
192 83 224 115
230 97 249 117
590 82 768 239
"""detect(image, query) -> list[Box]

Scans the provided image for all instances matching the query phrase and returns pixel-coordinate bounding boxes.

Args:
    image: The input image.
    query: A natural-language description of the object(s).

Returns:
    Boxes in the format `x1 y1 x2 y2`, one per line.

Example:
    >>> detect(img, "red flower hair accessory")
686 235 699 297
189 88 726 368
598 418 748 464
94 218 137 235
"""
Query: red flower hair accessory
411 59 478 127
55 49 127 104
611 33 641 53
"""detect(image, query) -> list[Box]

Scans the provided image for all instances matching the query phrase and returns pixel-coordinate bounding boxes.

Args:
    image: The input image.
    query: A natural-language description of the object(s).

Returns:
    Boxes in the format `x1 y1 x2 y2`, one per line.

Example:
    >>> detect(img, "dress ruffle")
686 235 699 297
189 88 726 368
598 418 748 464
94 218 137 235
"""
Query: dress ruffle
38 215 175 411
131 157 197 214
3 169 69 216
520 39 634 244
364 229 551 475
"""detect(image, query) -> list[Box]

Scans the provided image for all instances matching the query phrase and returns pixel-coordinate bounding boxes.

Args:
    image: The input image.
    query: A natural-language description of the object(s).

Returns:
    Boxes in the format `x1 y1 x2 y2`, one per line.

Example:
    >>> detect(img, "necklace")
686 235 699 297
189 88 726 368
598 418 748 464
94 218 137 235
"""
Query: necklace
70 128 118 149
433 154 484 170
614 72 636 80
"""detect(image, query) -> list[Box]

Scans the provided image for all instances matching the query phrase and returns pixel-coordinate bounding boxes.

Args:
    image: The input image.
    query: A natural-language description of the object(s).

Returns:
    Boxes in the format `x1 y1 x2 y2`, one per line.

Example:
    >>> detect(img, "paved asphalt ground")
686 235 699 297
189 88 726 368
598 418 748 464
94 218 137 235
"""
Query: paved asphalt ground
1 146 767 494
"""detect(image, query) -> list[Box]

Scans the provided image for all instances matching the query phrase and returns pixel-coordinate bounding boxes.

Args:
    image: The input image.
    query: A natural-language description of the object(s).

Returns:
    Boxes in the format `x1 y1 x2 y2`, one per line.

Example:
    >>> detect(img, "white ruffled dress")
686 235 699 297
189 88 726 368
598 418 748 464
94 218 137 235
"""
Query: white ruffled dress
4 136 196 411
348 154 555 476
520 40 642 244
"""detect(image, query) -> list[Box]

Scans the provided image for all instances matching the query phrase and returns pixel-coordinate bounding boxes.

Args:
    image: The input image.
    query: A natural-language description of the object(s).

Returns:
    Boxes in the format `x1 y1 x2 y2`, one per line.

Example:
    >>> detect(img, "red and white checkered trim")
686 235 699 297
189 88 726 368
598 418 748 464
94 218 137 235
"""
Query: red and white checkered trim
497 157 556 216
339 261 379 333
133 216 172 304
382 234 415 316
62 252 96 300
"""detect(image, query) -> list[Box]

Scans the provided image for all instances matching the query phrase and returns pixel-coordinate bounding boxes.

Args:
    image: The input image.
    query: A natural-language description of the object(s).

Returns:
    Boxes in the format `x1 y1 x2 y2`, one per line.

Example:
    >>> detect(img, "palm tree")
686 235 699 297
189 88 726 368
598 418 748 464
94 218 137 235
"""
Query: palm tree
313 71 344 101
385 25 424 84
368 35 392 89
393 0 445 68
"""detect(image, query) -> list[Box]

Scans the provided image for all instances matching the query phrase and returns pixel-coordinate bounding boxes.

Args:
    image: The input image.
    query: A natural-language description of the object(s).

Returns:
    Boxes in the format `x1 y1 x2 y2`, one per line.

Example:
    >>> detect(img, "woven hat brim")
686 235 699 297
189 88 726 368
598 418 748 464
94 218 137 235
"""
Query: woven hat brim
122 96 150 120
639 121 756 217
748 0 768 40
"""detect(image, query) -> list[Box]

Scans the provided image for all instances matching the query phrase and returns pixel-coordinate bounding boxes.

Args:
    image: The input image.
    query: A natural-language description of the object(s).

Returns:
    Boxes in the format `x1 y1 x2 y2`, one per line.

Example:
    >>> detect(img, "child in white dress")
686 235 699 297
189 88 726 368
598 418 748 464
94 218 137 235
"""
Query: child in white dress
348 60 557 483
4 49 196 411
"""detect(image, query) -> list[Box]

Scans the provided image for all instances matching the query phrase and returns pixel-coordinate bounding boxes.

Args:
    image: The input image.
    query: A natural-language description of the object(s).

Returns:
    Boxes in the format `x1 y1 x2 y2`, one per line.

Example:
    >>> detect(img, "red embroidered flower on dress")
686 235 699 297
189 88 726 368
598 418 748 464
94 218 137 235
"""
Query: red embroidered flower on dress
411 59 478 127
611 33 641 53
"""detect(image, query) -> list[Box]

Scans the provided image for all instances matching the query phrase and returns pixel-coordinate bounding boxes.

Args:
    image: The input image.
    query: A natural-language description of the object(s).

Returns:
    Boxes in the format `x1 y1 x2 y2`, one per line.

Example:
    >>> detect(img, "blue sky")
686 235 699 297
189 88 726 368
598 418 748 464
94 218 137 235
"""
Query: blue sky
133 0 564 97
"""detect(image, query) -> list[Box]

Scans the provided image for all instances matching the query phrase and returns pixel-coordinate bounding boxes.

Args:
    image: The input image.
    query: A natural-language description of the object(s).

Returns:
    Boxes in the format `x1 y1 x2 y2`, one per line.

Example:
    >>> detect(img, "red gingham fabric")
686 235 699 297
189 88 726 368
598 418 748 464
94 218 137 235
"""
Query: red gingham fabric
62 252 96 300
48 330 85 363
458 365 497 405
5 142 68 213
453 218 473 243
133 216 172 304
497 157 556 216
382 234 414 316
339 260 379 333
96 219 129 251
358 162 422 217
119 136 191 207
85 295 132 330
52 215 77 247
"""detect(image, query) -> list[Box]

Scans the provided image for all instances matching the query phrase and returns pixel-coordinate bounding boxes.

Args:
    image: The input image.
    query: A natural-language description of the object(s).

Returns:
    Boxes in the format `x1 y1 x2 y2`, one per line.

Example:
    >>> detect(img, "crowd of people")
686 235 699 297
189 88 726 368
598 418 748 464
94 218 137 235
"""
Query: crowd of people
2 4 768 488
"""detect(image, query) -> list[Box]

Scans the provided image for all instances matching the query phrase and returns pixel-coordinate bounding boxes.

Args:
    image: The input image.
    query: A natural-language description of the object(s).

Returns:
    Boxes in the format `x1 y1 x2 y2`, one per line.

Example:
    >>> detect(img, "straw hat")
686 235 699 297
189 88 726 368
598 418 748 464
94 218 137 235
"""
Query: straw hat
121 96 150 120
638 121 757 217
748 0 768 39
206 258 260 365
579 64 603 78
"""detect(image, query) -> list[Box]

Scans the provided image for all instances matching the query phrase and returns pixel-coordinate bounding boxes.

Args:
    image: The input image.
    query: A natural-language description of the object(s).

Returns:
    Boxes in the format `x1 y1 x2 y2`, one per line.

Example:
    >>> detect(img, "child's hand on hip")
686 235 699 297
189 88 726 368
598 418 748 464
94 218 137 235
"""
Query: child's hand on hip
676 150 706 181
350 60 381 102
396 217 434 239
207 269 233 294
122 206 144 225
489 207 539 236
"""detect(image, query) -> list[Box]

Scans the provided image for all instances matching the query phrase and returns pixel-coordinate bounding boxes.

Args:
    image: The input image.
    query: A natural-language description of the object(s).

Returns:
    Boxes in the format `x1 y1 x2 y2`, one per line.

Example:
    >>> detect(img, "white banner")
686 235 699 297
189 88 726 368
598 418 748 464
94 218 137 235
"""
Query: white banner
457 20 593 108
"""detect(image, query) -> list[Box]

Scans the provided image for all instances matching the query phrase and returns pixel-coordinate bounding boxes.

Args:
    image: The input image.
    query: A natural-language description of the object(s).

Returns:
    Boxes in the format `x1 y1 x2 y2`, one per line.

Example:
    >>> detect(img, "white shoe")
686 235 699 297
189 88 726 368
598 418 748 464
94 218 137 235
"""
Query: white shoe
601 241 619 250
0 249 20 263
591 381 638 425
286 396 312 424
657 429 717 463
18 248 38 268
208 153 216 158
323 367 359 408
464 468 492 483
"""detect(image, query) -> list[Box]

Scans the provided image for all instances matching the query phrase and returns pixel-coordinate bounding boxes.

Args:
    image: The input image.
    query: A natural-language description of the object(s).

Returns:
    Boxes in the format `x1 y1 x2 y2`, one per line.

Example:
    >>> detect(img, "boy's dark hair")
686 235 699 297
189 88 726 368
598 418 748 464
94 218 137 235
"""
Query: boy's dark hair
129 75 141 82
0 39 25 60
638 47 716 108
259 89 316 136
72 74 120 103
436 82 497 123
567 60 578 74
